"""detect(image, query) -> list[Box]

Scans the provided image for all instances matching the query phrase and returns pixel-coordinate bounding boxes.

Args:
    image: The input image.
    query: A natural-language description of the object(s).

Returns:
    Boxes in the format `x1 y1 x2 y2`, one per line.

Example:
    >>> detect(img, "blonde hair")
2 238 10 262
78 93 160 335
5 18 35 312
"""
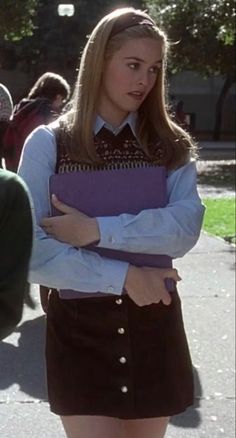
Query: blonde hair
63 7 196 169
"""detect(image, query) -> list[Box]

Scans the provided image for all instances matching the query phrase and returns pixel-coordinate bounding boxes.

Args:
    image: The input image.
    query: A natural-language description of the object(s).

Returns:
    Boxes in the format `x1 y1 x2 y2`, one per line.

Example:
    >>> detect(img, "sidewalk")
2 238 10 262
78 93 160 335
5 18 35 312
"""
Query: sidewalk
0 231 235 438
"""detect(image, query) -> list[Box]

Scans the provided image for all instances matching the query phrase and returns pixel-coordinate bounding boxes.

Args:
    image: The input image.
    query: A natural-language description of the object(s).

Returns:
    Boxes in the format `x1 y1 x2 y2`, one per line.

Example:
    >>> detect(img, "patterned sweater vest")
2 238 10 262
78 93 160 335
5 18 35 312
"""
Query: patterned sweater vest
55 124 164 173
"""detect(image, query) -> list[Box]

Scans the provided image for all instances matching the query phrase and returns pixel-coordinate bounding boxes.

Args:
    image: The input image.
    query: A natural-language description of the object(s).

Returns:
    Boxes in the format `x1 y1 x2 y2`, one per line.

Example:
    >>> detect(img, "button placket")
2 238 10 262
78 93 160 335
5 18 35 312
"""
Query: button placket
112 296 133 405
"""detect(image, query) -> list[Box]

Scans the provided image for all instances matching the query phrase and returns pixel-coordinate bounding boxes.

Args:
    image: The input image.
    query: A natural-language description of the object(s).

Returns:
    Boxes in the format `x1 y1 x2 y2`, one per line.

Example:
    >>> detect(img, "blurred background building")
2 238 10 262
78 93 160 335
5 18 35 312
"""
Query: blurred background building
0 0 235 141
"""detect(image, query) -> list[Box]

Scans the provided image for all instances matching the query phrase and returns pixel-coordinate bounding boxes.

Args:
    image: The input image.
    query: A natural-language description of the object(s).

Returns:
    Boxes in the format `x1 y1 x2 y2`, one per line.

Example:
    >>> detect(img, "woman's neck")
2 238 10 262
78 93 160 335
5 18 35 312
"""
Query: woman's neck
98 112 129 129
97 100 129 129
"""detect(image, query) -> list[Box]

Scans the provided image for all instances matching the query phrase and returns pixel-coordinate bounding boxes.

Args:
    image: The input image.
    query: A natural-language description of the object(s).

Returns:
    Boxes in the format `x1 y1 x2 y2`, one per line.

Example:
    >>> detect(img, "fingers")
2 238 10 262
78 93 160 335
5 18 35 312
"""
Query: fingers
126 286 156 307
51 194 75 214
40 217 53 228
143 267 182 282
131 284 171 307
162 268 182 282
51 195 90 219
128 292 169 307
160 288 172 306
40 217 57 238
40 215 63 232
144 271 173 306
125 266 175 307
146 282 171 306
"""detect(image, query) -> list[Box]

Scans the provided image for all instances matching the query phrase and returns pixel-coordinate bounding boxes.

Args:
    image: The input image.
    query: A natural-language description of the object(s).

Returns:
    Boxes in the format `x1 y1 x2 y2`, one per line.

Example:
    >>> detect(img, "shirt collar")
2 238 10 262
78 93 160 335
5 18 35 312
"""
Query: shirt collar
94 112 138 138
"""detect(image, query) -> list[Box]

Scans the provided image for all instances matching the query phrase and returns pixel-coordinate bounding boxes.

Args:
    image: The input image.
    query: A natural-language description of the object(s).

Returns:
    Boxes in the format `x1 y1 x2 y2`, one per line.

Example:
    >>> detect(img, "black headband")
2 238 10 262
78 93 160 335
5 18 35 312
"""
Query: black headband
110 13 155 38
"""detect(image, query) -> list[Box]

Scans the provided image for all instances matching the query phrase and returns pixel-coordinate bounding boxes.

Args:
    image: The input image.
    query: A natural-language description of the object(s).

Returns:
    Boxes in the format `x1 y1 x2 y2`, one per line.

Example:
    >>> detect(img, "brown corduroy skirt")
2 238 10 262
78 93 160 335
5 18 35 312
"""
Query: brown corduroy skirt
46 290 194 419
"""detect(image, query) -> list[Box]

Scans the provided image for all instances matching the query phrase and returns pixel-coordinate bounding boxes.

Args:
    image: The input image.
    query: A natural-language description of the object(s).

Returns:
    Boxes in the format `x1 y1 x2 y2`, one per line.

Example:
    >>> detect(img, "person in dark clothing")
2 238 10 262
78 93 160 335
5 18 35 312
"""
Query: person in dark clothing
3 72 70 172
175 99 187 126
0 83 13 168
0 169 33 340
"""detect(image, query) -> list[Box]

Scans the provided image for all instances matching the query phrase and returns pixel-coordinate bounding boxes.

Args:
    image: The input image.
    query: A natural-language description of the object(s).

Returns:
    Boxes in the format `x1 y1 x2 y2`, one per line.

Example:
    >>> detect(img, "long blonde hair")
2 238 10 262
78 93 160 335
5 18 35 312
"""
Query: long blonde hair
63 7 196 169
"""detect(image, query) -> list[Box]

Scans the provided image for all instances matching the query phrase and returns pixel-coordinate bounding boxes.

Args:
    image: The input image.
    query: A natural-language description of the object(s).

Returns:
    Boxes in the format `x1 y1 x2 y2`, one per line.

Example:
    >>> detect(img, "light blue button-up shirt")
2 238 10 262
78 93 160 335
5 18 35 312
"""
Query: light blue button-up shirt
18 115 205 295
94 113 137 137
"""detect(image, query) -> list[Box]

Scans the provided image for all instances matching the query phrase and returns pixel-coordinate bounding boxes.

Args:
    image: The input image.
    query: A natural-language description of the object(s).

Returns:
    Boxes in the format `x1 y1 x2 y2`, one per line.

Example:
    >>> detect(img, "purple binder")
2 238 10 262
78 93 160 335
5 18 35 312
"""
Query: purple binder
49 166 175 299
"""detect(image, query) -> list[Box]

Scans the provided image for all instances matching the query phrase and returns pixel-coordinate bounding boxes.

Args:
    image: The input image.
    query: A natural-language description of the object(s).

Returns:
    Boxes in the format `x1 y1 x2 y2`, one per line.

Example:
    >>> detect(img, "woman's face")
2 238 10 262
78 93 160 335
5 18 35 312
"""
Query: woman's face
98 37 163 127
51 94 65 112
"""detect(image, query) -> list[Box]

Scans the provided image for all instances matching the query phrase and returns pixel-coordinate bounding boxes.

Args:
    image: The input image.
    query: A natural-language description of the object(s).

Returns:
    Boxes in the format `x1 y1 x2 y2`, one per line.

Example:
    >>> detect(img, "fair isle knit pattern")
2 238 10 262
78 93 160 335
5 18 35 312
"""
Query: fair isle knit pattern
56 124 164 173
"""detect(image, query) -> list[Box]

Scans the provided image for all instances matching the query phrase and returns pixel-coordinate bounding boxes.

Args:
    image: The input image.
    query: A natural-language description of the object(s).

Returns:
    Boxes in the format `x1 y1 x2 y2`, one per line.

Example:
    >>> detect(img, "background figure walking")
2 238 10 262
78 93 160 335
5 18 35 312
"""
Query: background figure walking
2 72 70 172
0 83 13 168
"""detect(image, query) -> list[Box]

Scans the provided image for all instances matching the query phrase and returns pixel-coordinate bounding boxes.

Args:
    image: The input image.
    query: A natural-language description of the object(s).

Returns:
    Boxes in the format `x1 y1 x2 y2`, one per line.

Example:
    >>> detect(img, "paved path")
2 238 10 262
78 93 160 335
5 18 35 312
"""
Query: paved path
0 231 235 437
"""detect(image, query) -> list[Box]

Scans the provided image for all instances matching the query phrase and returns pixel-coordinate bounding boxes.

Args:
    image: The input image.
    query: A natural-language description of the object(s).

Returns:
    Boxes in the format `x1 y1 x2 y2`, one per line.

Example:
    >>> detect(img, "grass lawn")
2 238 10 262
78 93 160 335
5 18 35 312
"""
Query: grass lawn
203 198 235 242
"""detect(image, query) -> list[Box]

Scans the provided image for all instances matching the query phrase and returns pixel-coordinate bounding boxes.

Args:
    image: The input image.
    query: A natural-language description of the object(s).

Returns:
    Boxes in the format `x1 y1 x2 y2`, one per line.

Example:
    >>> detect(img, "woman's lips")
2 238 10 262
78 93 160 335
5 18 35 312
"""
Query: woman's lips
128 91 145 101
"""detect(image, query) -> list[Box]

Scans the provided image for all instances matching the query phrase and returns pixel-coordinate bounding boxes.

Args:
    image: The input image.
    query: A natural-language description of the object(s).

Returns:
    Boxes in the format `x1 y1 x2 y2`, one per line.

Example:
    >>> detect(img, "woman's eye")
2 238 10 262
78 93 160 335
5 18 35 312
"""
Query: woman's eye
128 63 139 70
149 66 159 74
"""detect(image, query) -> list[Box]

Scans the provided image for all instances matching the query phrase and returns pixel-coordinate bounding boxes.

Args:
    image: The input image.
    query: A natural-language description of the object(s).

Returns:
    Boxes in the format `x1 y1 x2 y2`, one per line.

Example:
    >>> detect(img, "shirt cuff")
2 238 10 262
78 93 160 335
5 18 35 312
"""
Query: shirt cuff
100 258 129 295
97 216 124 250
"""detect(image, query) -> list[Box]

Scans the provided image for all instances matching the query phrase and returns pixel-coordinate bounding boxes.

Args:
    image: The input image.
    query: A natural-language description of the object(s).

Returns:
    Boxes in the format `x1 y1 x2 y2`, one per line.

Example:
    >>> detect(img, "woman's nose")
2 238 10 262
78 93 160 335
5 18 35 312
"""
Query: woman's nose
137 72 149 87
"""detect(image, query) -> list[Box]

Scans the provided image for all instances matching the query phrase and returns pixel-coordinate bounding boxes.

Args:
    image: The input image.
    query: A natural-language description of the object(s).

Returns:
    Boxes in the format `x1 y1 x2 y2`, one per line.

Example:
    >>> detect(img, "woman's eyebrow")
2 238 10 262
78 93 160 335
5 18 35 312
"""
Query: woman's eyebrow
124 56 163 64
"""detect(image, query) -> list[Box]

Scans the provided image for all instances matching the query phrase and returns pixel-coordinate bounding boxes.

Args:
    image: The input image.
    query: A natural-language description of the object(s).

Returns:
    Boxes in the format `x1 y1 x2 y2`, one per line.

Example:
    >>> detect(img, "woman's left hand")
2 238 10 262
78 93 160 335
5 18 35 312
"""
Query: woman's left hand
40 194 100 247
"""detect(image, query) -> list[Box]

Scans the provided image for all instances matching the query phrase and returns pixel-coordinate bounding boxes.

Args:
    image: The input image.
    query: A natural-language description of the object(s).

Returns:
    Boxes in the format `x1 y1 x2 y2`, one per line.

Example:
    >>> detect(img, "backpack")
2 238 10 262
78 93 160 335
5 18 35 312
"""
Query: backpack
2 98 52 172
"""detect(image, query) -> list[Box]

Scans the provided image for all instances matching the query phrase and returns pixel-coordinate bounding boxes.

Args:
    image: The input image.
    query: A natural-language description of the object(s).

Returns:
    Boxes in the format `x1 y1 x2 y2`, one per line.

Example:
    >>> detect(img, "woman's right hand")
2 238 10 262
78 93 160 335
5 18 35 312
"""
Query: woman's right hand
124 265 181 307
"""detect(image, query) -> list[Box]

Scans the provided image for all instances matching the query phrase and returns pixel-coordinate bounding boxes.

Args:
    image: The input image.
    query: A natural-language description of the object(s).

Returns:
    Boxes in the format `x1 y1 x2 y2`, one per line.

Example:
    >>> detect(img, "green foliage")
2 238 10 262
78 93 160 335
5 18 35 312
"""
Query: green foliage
144 0 236 76
203 198 236 240
0 0 38 41
0 0 144 75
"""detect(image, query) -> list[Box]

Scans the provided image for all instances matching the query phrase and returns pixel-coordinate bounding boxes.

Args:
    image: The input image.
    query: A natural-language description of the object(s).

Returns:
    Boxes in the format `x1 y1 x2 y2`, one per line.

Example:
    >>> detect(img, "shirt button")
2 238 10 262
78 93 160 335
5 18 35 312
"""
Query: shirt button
119 357 127 364
118 328 125 334
121 386 128 393
108 235 115 244
115 298 123 305
107 286 114 293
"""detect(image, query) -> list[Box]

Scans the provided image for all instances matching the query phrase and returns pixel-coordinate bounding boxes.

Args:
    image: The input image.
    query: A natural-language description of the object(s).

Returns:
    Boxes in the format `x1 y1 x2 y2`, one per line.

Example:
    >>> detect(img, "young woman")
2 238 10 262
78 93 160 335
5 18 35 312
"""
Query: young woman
18 7 205 438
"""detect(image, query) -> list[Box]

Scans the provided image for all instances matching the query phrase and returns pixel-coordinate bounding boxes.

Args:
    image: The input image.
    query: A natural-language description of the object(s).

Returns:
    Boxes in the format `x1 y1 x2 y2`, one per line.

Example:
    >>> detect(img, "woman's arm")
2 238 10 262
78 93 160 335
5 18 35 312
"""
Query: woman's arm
41 156 204 259
96 160 205 258
18 125 128 294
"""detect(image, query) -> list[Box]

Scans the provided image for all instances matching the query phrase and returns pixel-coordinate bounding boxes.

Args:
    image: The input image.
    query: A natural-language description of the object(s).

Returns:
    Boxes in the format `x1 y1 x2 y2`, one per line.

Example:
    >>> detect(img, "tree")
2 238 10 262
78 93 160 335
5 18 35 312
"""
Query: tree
0 0 144 80
0 0 38 41
145 0 235 140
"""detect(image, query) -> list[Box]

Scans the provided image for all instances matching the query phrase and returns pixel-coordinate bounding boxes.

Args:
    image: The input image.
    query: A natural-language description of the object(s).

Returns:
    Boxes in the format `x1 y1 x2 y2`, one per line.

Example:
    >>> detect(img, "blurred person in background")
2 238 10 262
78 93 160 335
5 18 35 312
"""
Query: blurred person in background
2 72 70 172
0 83 13 168
0 169 33 340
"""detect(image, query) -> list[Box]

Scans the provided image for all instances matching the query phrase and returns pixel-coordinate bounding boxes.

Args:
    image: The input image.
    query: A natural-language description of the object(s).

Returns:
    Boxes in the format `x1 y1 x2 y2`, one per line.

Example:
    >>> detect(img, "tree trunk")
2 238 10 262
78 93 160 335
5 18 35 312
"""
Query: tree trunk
213 73 235 141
